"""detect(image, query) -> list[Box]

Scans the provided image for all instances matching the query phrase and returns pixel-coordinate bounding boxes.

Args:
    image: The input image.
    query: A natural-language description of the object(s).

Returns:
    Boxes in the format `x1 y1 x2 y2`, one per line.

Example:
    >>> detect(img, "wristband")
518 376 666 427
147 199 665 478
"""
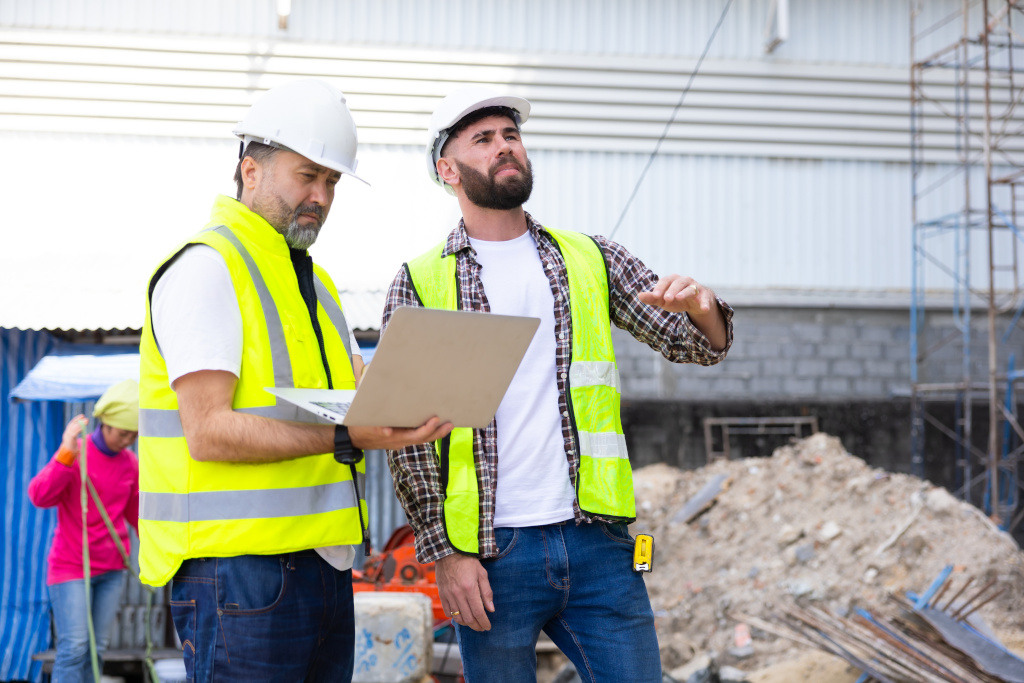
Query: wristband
55 445 77 466
333 424 364 465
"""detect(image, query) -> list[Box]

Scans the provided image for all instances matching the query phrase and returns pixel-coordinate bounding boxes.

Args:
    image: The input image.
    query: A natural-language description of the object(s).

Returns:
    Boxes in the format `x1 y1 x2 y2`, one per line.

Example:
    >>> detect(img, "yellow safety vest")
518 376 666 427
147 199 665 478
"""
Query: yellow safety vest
403 227 634 555
137 195 364 586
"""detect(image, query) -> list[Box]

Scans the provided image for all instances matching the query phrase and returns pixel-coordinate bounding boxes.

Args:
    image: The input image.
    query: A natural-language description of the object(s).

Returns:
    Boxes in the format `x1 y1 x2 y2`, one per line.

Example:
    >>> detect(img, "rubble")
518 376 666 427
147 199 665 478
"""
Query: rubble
631 433 1024 680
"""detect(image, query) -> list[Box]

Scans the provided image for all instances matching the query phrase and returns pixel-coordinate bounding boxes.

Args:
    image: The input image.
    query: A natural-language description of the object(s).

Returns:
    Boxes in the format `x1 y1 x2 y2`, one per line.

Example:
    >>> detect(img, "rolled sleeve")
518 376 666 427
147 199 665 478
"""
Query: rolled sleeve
680 298 734 365
386 443 455 564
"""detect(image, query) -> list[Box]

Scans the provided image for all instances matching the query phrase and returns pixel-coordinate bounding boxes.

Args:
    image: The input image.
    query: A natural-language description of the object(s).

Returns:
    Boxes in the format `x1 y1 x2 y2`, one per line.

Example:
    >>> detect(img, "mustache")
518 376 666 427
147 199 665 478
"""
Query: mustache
490 157 526 175
293 202 325 222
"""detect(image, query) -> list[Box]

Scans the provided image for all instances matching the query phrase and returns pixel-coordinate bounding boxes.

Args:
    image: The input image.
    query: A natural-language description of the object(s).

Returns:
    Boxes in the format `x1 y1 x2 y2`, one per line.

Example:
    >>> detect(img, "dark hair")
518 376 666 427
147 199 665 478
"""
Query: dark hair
234 141 280 199
439 105 521 158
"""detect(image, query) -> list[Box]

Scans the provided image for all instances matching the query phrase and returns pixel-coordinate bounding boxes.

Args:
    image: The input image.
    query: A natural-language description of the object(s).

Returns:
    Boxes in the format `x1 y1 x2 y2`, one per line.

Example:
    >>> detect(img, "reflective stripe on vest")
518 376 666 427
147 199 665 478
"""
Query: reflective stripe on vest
207 225 294 387
403 227 635 556
141 475 366 523
138 197 363 587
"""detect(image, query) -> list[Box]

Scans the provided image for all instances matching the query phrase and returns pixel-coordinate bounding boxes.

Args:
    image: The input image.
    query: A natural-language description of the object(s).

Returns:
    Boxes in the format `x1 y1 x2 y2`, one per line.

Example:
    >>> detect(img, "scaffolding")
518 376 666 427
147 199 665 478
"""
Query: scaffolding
910 0 1024 534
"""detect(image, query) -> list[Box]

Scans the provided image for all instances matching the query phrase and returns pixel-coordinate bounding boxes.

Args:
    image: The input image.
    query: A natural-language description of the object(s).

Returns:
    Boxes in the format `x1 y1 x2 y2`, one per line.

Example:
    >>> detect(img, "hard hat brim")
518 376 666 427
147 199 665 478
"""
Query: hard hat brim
235 133 370 186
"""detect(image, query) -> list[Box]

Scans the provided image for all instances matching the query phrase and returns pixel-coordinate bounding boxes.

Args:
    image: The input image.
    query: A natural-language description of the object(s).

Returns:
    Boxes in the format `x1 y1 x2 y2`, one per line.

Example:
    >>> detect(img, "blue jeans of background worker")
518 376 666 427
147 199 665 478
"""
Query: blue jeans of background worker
48 569 126 683
170 550 354 682
454 521 662 683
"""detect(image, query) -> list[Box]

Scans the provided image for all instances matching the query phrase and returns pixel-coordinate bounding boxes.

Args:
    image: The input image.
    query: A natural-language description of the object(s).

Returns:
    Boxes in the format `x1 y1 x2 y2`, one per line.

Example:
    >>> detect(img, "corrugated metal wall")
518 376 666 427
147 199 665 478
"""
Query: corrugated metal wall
0 0 925 66
528 151 916 291
1 328 64 682
0 23 990 163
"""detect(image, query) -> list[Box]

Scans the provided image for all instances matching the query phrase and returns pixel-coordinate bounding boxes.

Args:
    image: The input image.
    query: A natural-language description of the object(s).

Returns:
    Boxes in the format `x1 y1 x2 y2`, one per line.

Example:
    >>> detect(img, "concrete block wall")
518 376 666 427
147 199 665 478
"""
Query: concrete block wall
613 305 1024 402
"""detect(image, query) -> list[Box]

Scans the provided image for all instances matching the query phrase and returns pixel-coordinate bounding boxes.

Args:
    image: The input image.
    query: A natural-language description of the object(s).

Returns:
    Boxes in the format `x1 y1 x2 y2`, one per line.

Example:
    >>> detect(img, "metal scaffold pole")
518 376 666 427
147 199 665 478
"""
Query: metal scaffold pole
910 0 1024 535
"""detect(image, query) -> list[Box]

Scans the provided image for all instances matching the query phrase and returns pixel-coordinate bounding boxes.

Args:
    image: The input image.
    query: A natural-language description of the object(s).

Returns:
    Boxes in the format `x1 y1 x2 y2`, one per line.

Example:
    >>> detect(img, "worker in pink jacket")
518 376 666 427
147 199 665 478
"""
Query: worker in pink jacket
28 379 140 683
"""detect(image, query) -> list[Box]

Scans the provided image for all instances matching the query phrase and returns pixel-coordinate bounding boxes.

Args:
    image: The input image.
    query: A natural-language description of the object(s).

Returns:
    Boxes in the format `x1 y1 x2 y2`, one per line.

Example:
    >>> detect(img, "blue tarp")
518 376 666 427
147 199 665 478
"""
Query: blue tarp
7 342 379 403
1 328 67 682
9 344 139 403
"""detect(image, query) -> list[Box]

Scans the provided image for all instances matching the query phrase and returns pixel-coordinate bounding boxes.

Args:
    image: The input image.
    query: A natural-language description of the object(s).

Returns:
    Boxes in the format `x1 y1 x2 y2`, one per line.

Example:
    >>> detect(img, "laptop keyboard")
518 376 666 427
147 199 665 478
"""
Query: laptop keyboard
312 400 352 416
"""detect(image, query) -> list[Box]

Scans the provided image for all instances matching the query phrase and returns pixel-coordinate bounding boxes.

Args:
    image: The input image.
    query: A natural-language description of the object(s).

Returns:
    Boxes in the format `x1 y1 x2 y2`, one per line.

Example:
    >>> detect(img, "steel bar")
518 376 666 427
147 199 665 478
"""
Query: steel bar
940 576 975 612
948 578 998 618
954 586 1007 621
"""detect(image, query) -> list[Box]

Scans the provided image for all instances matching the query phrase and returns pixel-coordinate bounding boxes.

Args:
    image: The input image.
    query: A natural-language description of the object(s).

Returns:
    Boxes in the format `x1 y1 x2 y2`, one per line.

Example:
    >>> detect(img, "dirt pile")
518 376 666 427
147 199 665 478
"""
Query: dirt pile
631 432 1024 679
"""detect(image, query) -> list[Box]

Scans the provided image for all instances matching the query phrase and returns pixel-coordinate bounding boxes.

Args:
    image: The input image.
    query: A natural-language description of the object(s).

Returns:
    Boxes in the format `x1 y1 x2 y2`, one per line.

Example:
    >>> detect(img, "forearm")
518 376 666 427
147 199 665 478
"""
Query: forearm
184 408 334 463
175 369 334 463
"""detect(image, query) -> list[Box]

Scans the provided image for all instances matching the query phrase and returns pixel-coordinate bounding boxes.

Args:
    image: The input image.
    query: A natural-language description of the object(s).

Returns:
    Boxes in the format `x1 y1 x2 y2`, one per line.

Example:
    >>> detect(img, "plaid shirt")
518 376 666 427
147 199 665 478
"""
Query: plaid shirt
382 213 734 564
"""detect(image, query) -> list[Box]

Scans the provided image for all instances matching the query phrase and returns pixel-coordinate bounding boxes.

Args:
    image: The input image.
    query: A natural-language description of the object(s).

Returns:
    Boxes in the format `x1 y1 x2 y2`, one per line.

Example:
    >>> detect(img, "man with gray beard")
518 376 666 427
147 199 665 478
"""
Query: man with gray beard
138 80 450 681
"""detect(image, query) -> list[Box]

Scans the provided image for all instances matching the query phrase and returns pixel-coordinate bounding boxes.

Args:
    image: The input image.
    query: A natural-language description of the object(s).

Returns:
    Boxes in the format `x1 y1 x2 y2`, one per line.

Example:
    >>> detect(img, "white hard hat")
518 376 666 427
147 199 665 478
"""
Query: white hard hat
233 79 368 184
425 86 531 191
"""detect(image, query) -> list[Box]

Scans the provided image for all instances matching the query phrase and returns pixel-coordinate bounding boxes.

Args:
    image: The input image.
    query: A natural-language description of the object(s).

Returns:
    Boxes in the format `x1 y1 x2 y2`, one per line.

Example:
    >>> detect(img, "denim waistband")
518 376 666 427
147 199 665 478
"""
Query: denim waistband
179 549 319 570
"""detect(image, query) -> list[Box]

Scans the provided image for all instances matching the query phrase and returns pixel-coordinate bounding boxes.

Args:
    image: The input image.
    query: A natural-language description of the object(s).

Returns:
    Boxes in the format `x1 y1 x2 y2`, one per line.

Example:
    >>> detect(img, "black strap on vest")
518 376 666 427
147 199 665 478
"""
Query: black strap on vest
290 249 334 389
291 249 370 556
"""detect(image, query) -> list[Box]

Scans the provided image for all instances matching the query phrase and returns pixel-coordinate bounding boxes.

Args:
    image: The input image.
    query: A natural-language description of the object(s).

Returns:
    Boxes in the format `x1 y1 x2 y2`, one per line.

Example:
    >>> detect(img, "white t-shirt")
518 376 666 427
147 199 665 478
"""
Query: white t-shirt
151 244 361 571
468 232 576 527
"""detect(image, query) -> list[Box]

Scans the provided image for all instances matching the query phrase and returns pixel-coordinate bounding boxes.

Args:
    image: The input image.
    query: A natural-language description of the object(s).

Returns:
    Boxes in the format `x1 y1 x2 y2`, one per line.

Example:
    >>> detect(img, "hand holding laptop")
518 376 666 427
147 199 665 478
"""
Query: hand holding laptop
348 416 453 451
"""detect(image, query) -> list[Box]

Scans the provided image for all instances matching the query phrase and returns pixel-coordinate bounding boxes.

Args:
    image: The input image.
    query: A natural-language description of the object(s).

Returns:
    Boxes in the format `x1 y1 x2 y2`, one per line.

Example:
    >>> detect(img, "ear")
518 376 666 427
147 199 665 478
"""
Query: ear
437 157 459 187
240 156 261 192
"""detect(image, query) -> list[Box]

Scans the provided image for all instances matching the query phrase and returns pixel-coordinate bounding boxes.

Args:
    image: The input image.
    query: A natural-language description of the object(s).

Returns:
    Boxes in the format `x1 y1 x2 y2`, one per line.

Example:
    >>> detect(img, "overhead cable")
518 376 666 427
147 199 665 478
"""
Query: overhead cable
609 0 735 240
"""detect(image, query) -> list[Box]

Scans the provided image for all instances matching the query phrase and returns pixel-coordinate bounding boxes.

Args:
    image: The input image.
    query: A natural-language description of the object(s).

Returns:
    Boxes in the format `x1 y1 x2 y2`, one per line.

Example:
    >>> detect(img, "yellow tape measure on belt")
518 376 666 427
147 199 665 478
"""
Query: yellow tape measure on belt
633 533 654 572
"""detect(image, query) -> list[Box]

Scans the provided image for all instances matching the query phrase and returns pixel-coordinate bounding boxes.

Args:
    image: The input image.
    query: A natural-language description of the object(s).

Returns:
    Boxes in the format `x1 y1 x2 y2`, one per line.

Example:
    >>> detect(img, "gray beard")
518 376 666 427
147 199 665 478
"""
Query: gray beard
282 220 320 250
259 195 323 249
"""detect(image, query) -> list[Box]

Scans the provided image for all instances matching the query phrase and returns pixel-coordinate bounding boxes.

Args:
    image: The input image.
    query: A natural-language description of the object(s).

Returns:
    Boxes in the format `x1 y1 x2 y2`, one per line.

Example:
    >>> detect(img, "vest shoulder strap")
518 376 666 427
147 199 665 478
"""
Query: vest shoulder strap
545 227 609 285
404 241 458 310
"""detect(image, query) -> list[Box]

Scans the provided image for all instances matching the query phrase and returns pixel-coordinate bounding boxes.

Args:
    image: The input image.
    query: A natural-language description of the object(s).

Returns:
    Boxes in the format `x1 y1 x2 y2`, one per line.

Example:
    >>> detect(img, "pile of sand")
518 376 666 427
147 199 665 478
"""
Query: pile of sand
631 433 1024 680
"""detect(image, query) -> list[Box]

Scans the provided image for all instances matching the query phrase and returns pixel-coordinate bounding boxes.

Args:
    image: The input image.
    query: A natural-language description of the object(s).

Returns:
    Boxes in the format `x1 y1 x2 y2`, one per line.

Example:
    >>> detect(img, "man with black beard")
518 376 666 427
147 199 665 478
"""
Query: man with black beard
138 80 450 681
382 87 734 682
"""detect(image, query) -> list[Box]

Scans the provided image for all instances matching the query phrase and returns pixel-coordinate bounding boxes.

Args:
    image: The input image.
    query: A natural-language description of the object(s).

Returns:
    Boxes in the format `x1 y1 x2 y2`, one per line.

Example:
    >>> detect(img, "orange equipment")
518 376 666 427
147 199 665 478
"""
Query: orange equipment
352 524 447 627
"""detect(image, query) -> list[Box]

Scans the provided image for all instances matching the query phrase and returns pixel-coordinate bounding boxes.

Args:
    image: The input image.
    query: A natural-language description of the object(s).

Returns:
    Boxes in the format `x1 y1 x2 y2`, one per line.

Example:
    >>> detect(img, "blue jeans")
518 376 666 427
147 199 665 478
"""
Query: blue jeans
455 521 661 683
48 570 126 683
170 551 354 682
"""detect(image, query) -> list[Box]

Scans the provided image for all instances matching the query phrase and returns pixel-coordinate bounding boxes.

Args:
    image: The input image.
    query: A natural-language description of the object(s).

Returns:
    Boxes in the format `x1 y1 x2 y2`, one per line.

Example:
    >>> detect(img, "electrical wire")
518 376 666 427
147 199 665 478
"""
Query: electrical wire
608 0 735 241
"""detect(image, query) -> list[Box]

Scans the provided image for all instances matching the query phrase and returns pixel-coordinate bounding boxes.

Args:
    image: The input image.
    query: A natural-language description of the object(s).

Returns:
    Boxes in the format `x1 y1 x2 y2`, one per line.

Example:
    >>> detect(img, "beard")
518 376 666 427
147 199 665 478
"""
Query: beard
255 194 325 250
456 156 534 210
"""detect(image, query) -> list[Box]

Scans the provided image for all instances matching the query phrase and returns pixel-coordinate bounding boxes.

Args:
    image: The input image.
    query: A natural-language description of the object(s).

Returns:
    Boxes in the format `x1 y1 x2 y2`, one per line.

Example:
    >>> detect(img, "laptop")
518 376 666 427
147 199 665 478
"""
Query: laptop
267 306 540 429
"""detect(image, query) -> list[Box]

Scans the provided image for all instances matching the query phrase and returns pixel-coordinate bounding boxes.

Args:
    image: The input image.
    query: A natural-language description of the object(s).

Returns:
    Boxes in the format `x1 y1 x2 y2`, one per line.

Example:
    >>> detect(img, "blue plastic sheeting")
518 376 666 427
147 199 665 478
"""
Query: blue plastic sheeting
9 344 139 402
1 328 66 682
7 343 377 403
